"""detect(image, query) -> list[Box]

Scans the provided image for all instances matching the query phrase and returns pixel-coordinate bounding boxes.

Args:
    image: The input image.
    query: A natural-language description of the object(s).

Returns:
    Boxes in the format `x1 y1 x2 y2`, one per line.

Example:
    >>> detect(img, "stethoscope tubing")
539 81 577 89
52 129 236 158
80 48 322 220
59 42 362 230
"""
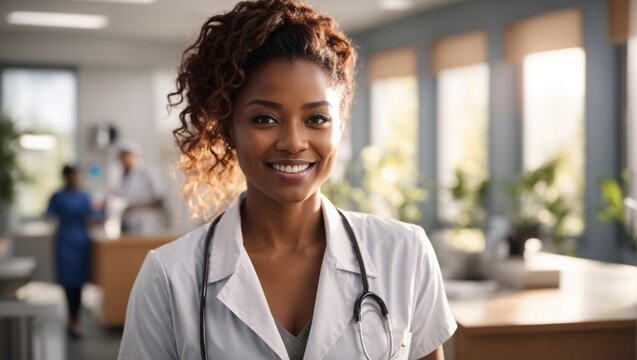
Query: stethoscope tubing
199 209 394 360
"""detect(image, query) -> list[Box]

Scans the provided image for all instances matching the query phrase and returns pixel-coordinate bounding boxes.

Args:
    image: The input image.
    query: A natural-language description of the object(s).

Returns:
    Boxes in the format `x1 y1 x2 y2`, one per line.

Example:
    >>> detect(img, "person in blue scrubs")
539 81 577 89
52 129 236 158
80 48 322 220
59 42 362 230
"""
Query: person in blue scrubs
46 165 95 339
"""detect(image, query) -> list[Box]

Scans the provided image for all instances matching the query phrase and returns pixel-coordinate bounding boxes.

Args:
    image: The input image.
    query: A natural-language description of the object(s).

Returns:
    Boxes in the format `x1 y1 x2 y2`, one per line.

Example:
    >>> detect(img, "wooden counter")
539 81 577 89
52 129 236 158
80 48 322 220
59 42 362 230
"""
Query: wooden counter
450 252 637 359
92 234 175 326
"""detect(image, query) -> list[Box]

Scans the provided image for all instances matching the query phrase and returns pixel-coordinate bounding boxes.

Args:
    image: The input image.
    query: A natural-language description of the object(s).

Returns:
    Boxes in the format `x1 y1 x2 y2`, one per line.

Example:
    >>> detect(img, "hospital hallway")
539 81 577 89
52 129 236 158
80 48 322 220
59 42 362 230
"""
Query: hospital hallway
67 308 121 360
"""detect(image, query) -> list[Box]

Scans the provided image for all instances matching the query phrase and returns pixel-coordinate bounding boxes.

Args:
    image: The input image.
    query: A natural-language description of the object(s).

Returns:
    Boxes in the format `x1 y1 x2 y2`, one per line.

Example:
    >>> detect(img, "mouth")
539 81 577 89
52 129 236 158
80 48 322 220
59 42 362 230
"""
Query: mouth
266 162 316 174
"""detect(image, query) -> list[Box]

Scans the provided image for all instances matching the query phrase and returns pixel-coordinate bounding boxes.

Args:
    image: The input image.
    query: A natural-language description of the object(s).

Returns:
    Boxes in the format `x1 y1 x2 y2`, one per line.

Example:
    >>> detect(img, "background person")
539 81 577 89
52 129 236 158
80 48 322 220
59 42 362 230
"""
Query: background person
46 165 96 338
110 141 166 235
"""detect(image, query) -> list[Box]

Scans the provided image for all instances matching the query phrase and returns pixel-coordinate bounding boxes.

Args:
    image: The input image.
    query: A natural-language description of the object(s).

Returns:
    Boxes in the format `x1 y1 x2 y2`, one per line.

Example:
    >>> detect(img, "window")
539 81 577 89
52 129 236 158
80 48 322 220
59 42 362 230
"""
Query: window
368 47 419 169
503 8 585 238
522 47 586 236
436 64 489 224
370 76 418 167
1 67 77 220
431 30 489 225
363 47 420 219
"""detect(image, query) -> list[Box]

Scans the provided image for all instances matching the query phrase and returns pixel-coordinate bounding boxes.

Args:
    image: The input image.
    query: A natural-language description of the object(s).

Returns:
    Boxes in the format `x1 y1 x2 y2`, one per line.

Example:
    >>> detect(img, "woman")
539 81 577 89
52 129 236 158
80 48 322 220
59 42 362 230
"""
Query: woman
46 165 94 338
119 1 456 359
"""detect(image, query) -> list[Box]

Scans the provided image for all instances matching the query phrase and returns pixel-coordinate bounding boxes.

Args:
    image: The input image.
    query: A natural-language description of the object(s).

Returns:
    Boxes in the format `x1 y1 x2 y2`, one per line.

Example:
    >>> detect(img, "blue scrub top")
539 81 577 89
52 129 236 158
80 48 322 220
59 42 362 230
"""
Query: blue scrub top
46 188 93 289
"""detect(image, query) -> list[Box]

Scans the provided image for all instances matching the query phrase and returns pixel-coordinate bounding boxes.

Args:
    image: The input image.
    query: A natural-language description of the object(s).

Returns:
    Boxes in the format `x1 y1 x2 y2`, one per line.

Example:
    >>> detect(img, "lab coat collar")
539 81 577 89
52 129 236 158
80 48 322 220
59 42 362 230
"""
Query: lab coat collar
320 194 378 278
206 194 244 284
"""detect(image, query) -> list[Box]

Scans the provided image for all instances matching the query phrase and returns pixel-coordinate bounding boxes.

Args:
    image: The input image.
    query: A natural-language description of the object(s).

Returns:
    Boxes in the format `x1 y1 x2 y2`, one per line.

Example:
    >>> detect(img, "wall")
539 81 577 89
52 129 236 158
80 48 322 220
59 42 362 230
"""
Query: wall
0 31 199 235
351 0 620 261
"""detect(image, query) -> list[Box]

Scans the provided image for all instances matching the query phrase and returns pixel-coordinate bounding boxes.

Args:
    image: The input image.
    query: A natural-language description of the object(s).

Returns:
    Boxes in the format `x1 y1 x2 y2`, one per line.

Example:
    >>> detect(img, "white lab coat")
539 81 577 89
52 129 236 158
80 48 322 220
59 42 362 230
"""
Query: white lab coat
118 195 457 360
112 162 166 235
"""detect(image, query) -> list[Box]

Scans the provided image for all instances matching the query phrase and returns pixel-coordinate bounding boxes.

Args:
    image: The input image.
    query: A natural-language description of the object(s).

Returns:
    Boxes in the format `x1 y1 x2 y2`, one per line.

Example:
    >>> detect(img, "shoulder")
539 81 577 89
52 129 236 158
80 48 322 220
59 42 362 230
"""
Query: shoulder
148 223 208 278
341 210 438 280
343 210 428 250
48 190 66 206
50 190 64 200
136 162 160 178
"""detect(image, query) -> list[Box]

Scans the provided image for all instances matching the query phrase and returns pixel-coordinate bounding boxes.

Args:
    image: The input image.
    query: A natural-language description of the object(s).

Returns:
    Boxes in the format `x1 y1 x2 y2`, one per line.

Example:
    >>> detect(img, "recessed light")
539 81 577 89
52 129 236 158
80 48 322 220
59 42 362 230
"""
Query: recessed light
7 11 109 29
19 134 57 151
379 0 414 11
72 0 155 3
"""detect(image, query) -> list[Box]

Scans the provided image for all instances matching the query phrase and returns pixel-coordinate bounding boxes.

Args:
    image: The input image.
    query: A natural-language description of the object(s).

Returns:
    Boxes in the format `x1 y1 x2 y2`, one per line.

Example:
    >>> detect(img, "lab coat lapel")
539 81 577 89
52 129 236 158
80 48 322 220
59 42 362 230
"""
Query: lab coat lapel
207 196 289 360
303 196 378 360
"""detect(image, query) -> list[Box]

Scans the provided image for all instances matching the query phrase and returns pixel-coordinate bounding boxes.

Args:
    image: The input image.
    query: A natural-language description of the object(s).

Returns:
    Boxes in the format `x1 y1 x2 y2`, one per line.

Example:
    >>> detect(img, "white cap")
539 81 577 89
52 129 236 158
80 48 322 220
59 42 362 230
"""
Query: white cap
117 140 141 155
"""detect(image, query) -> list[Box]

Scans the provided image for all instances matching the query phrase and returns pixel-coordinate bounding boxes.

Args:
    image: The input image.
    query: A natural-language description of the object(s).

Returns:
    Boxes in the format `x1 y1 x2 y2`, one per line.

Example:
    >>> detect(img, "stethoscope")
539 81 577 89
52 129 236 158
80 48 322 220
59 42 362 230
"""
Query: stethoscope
198 209 400 360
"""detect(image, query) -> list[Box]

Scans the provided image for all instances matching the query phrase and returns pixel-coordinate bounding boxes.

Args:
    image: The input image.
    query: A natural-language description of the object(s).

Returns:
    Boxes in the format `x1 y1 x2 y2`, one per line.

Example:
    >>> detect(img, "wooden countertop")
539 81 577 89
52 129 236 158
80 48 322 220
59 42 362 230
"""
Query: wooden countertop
92 233 178 246
450 252 637 332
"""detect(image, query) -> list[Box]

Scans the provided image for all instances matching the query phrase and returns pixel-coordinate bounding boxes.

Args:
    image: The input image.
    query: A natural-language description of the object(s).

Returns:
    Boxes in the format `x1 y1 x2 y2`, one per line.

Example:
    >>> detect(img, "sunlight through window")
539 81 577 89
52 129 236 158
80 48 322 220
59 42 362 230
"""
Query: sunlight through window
523 47 585 236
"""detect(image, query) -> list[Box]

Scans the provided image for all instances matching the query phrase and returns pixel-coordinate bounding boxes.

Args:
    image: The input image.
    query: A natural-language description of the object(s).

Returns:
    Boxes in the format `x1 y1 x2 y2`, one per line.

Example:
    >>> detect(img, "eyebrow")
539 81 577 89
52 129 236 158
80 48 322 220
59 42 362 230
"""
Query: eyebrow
245 99 332 110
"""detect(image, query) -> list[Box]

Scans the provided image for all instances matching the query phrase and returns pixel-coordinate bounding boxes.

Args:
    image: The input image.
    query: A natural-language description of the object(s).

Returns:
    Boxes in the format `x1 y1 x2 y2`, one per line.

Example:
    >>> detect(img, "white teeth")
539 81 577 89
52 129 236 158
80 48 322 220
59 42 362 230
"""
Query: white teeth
271 163 310 174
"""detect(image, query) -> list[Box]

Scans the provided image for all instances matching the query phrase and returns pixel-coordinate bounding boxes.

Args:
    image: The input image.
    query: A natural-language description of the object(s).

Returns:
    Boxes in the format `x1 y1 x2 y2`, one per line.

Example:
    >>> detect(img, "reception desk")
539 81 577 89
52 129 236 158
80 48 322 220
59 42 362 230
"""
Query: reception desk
92 234 175 326
450 253 637 359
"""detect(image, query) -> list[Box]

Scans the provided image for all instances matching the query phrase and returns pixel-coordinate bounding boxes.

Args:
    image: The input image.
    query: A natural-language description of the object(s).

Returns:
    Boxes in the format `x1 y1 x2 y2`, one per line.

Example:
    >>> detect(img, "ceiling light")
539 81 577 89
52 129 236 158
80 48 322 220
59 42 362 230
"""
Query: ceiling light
72 0 155 3
379 0 414 11
19 134 57 151
7 11 109 29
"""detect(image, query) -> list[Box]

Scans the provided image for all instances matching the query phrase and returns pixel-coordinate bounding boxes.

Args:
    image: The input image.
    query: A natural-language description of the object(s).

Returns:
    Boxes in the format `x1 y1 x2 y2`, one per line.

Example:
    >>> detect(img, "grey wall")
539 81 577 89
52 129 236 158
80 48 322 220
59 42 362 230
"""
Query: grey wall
350 0 621 261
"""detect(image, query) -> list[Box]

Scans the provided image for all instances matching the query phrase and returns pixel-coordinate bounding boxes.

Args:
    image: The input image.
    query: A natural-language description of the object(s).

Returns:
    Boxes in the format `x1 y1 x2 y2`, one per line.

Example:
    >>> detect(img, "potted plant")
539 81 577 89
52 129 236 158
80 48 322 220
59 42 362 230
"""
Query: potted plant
0 113 23 239
598 170 635 252
506 160 572 256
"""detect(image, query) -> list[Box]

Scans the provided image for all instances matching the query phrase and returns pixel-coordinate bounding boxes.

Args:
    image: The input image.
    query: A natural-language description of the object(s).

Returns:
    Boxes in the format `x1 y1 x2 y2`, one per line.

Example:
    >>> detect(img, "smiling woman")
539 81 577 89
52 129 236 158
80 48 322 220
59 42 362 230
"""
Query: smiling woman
118 1 456 360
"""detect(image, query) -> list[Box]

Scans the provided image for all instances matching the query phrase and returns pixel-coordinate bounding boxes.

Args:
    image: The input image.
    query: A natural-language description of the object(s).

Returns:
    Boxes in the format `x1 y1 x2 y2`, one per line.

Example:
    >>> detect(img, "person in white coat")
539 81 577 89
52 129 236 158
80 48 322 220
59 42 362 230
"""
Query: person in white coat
119 1 457 359
111 141 166 235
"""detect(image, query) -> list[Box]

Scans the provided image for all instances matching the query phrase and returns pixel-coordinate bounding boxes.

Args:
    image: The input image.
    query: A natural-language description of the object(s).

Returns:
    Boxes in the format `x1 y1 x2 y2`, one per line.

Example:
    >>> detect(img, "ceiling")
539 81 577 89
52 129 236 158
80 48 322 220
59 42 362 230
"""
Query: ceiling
0 0 461 44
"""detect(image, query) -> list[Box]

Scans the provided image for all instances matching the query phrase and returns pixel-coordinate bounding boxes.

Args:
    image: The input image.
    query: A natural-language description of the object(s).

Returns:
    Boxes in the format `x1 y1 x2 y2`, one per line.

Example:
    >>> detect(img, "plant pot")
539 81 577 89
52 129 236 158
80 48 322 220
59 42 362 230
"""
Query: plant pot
507 235 527 257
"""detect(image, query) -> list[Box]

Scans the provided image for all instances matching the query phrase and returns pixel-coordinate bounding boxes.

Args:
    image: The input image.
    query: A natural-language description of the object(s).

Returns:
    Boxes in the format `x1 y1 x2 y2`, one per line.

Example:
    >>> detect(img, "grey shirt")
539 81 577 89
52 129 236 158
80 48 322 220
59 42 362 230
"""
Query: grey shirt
275 321 311 360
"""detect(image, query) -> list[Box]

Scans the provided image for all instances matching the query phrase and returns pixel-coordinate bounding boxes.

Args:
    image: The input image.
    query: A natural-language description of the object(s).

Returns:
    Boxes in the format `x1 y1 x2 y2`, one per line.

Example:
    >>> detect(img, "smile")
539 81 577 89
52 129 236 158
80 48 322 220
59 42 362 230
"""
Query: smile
267 162 315 174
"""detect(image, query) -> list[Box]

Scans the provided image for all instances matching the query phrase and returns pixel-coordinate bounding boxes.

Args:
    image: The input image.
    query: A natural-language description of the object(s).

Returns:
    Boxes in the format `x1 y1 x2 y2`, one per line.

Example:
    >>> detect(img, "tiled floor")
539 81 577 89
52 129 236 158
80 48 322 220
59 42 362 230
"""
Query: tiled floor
67 308 122 360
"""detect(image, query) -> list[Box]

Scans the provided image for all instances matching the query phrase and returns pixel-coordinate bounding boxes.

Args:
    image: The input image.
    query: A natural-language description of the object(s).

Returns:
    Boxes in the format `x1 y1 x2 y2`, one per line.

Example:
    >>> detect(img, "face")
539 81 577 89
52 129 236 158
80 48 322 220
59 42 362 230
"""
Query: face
119 151 137 170
65 170 80 188
231 59 344 205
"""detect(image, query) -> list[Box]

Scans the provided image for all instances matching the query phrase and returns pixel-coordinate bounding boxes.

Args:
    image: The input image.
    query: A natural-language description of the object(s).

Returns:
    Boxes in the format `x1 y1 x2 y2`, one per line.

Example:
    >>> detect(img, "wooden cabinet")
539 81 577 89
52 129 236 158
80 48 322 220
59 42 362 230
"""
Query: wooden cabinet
92 235 175 326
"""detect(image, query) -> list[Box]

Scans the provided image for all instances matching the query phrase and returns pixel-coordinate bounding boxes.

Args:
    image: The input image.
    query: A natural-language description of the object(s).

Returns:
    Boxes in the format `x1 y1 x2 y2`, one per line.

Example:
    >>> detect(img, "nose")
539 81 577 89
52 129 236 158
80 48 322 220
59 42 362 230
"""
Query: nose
276 120 308 153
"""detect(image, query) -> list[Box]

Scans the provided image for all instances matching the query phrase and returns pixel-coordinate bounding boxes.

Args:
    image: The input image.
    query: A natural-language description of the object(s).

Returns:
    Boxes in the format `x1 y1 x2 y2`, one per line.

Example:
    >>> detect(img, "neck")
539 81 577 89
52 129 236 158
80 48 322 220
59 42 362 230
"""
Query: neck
241 189 324 252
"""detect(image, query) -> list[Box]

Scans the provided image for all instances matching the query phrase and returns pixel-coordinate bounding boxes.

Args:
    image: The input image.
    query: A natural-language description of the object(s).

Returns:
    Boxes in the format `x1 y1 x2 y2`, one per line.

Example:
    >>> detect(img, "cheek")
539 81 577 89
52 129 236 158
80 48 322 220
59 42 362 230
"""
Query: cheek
318 130 342 163
234 129 264 157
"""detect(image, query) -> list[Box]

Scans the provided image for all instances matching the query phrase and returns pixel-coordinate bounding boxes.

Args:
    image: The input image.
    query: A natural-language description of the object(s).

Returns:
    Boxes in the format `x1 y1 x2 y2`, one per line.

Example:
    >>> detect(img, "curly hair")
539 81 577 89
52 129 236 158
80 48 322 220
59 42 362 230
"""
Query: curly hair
169 0 357 219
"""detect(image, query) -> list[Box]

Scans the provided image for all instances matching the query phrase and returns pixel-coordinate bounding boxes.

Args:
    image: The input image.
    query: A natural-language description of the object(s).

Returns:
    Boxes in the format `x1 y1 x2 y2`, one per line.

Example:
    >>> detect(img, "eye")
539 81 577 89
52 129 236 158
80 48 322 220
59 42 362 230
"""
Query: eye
251 114 277 125
306 114 331 126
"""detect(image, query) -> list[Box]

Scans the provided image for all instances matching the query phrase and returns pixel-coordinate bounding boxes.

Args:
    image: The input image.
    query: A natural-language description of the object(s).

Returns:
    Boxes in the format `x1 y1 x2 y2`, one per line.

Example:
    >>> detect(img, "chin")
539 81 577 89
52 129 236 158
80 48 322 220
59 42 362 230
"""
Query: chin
248 183 320 206
272 188 319 204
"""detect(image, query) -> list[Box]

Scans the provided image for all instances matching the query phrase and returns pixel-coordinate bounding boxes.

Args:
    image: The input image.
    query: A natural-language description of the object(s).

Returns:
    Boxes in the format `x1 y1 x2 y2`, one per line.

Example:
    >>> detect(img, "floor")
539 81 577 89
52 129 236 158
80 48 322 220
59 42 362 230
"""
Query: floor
67 308 122 360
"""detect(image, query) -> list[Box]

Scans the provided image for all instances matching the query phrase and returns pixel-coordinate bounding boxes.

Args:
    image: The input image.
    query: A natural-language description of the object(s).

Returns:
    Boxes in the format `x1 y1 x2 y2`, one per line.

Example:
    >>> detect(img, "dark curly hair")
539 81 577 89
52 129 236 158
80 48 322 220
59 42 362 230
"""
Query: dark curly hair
168 0 357 218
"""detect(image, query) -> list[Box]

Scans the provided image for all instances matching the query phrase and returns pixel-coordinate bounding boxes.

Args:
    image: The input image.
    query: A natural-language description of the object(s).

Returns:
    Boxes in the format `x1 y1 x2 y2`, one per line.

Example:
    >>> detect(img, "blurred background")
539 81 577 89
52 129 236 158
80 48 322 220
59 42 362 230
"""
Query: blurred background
0 0 636 359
